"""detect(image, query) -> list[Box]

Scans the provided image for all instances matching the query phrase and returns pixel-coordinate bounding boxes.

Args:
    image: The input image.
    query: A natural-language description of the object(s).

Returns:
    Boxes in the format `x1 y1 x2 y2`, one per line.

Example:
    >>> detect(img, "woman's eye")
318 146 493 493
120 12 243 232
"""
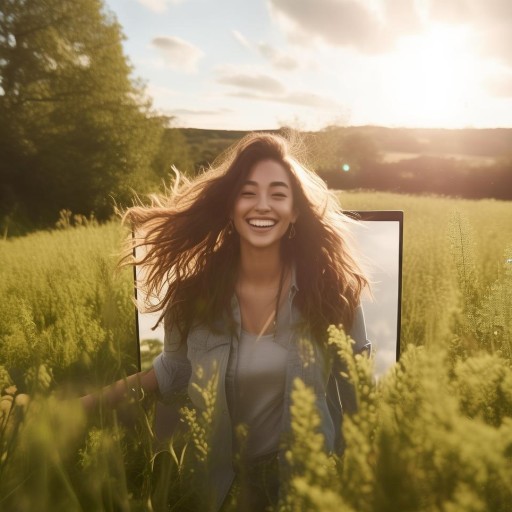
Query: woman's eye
273 193 287 198
241 191 255 197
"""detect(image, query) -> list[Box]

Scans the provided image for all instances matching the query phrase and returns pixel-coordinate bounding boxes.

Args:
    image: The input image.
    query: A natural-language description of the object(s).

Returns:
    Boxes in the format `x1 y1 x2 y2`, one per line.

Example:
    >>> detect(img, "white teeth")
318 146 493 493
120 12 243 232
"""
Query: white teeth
248 219 276 228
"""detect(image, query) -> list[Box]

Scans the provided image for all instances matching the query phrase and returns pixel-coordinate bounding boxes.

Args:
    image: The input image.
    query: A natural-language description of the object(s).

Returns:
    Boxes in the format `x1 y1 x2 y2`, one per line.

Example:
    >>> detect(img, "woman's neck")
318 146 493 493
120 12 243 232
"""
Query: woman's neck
237 245 283 287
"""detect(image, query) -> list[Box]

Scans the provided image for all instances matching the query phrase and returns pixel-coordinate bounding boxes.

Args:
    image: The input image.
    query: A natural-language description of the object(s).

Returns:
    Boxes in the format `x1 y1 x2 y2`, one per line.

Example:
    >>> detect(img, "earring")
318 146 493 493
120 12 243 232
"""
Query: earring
288 223 296 239
227 219 234 235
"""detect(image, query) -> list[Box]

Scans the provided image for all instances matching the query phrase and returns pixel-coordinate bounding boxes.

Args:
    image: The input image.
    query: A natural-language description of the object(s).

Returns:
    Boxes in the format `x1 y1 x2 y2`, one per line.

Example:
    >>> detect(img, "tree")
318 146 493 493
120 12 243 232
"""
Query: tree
151 125 194 181
310 126 379 174
0 0 163 233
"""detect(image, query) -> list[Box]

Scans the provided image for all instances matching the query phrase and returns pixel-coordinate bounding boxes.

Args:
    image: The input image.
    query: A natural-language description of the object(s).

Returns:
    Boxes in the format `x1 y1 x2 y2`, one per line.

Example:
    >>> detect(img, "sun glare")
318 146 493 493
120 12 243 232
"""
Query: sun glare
386 25 478 127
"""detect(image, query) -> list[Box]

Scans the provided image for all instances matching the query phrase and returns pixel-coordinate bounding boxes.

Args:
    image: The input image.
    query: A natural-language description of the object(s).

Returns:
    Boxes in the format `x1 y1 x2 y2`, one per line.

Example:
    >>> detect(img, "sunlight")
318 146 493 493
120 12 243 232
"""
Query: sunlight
386 24 479 127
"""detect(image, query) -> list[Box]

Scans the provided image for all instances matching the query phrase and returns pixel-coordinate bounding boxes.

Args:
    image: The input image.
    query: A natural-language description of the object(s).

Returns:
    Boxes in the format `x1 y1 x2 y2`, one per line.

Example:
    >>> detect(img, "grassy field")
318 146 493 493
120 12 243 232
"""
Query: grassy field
380 151 496 166
0 191 511 511
341 191 512 353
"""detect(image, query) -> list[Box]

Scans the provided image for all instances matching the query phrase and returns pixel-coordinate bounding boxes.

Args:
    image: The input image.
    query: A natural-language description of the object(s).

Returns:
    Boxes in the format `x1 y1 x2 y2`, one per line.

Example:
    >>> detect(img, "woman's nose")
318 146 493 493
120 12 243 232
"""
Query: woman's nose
255 196 271 212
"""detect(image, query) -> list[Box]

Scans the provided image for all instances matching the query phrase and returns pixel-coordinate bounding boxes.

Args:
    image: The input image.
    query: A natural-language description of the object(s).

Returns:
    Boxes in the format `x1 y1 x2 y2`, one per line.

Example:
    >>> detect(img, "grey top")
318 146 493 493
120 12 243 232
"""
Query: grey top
231 329 288 459
152 265 371 512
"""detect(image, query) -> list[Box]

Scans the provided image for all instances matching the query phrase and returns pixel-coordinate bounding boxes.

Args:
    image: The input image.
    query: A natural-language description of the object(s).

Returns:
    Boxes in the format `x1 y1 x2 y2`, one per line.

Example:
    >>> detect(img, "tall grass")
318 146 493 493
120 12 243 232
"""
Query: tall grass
0 222 138 393
341 191 512 351
0 192 511 511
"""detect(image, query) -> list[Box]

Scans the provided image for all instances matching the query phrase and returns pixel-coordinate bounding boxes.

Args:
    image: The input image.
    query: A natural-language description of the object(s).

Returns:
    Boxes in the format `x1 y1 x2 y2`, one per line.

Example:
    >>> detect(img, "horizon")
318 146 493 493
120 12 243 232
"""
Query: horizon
165 124 512 132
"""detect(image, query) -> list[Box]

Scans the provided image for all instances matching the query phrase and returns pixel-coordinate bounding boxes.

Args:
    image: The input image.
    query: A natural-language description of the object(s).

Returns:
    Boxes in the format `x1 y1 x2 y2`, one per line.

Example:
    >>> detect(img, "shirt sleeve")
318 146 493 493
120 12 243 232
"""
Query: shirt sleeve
152 323 191 402
331 303 372 417
349 304 372 356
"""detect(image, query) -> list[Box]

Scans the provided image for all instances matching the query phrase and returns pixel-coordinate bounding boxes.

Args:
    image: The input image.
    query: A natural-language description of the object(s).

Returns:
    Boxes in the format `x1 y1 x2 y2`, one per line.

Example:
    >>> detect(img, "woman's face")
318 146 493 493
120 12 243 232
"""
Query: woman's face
232 159 298 251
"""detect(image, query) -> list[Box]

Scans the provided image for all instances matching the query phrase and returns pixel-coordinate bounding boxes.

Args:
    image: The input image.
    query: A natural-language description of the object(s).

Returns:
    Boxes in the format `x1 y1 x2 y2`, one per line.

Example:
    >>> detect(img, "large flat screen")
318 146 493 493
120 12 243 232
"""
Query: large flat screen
134 210 403 377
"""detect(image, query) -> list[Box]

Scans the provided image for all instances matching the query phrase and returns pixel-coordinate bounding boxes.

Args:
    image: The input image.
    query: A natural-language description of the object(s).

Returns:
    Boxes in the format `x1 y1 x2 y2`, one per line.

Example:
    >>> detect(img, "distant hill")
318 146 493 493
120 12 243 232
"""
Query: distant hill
180 128 276 171
178 126 512 200
180 126 512 165
347 126 512 158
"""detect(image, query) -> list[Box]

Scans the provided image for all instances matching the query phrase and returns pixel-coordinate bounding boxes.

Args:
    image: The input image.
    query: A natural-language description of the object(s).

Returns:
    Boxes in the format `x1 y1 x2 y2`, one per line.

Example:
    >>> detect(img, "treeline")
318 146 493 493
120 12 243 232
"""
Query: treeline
0 0 192 236
321 156 512 200
180 127 512 201
2 1 511 237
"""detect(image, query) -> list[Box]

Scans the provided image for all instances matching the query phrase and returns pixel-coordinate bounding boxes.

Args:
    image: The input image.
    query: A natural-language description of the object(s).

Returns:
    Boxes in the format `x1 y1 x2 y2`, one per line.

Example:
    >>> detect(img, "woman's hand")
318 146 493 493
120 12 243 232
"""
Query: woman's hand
80 367 159 414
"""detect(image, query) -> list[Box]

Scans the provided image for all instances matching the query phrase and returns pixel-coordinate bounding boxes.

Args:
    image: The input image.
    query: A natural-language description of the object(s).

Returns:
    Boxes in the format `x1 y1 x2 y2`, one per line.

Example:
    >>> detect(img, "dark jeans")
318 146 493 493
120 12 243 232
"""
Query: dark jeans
220 451 280 512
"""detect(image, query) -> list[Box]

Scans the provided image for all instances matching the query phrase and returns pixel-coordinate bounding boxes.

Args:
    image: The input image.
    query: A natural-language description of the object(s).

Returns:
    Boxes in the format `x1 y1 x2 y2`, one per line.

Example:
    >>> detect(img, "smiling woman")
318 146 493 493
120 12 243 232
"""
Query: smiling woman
82 132 371 512
233 159 298 252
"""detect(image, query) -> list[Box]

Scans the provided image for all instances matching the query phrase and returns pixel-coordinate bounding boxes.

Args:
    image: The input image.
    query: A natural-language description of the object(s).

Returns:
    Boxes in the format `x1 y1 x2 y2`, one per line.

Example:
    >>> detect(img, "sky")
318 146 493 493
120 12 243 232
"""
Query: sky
104 0 512 131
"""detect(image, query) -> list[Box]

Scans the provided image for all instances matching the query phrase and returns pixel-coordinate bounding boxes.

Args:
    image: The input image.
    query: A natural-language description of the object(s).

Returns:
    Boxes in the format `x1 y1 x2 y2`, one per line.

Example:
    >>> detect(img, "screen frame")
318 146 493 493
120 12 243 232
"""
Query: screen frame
133 210 404 372
345 210 403 364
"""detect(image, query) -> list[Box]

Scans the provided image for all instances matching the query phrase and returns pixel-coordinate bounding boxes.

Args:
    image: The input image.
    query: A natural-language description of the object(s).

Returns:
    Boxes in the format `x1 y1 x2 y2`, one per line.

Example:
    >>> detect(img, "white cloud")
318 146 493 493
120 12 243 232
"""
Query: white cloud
258 43 299 70
151 36 204 73
486 71 512 98
171 108 229 116
382 0 423 33
269 0 456 54
137 0 185 13
276 90 340 108
267 0 512 84
218 72 286 94
231 30 299 71
218 70 340 109
429 0 512 24
268 0 395 53
421 0 512 65
232 30 252 50
230 90 340 109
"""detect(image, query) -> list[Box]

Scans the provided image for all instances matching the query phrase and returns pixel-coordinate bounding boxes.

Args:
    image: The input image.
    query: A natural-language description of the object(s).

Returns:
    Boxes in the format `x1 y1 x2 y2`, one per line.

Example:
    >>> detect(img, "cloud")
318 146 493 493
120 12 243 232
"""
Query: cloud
171 108 229 116
479 26 512 66
218 72 286 94
232 30 252 50
230 90 340 109
486 72 512 98
382 0 424 33
277 91 340 108
268 0 512 67
231 30 299 71
258 43 299 70
151 36 204 73
429 0 512 24
269 0 455 54
425 0 512 65
268 0 393 53
218 70 340 109
137 0 185 13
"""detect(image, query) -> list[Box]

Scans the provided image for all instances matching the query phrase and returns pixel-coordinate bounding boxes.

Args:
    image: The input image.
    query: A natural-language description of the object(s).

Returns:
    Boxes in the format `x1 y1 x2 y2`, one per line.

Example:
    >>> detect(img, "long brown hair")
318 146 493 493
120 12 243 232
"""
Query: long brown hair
122 132 368 343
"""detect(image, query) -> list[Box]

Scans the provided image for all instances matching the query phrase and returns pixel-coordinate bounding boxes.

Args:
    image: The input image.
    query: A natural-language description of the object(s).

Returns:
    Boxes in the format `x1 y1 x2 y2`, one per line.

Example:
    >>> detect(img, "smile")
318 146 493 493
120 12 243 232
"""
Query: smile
247 219 277 228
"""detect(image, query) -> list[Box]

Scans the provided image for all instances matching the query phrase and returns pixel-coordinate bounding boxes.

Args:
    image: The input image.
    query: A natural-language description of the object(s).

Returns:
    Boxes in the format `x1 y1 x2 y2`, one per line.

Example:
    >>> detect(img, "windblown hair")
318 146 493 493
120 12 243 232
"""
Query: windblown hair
122 132 368 344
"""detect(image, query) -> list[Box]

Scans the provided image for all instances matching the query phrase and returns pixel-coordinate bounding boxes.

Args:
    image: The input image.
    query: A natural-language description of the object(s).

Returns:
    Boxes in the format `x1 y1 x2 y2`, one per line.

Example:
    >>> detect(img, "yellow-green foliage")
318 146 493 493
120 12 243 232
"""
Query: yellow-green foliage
371 346 512 512
340 192 512 351
0 192 511 511
281 378 352 512
281 326 512 512
328 325 378 505
0 395 148 512
180 367 218 464
0 222 137 391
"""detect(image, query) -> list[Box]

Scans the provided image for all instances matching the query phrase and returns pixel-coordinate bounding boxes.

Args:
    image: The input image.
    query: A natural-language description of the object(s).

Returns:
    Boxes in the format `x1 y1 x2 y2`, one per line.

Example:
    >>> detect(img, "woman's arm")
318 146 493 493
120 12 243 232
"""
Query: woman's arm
80 324 191 413
80 367 159 413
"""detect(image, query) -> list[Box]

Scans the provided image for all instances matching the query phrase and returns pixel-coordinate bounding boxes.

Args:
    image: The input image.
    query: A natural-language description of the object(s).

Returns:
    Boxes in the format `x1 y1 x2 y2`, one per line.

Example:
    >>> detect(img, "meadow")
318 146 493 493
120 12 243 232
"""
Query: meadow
0 191 511 511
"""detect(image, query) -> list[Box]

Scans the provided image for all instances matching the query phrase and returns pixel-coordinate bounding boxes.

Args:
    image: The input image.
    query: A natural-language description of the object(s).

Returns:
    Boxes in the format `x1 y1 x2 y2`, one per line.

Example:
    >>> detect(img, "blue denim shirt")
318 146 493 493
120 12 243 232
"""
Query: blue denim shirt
153 272 370 511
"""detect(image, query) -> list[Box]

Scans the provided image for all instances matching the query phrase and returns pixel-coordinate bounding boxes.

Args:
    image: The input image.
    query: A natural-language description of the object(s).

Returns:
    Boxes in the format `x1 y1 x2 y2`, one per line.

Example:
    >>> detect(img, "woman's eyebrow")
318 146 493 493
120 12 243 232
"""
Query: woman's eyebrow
244 180 290 188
